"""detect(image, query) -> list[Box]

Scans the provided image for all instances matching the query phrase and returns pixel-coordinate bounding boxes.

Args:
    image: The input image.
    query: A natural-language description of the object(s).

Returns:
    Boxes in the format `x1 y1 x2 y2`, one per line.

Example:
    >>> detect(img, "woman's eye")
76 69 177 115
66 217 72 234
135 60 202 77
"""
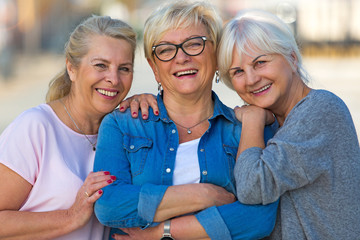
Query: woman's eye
119 66 132 74
254 61 266 67
95 63 107 69
231 69 244 78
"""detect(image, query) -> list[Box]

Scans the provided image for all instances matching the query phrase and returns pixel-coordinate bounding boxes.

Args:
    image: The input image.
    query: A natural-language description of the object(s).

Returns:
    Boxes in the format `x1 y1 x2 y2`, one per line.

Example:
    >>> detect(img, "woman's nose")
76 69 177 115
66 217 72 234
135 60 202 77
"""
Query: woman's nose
245 69 260 85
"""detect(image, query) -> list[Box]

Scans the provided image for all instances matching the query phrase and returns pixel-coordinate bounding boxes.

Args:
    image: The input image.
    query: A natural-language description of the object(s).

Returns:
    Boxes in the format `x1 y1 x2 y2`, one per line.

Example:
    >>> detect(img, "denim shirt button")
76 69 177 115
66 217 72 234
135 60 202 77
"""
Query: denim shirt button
200 148 204 152
166 168 171 173
169 147 174 151
202 170 208 176
171 129 176 134
130 145 135 150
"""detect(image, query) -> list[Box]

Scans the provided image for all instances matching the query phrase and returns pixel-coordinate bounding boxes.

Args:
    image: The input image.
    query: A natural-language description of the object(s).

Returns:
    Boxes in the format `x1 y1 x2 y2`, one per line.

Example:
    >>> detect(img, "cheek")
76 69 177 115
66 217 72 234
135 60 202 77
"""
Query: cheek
122 75 133 92
231 78 246 94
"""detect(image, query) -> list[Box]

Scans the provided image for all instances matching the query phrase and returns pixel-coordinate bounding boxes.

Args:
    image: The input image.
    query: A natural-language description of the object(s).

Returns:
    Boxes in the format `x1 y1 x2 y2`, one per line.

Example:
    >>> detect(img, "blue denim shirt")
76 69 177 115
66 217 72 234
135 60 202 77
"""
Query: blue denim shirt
94 92 278 240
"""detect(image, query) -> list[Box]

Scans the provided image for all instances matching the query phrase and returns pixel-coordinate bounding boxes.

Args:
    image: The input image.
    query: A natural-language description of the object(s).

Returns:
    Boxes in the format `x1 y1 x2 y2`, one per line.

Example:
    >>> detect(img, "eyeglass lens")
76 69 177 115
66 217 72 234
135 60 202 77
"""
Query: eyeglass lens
154 37 206 61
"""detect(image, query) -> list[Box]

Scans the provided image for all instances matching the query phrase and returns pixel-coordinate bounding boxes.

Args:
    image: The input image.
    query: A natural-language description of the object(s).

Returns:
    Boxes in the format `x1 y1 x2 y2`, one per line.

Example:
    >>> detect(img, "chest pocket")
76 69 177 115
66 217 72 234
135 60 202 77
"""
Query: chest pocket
223 144 238 193
123 135 153 177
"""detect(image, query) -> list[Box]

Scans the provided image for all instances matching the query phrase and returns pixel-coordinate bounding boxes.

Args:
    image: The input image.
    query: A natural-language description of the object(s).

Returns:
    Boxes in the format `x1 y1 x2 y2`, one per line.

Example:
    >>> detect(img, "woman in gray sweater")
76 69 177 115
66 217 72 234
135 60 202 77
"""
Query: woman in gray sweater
218 9 360 239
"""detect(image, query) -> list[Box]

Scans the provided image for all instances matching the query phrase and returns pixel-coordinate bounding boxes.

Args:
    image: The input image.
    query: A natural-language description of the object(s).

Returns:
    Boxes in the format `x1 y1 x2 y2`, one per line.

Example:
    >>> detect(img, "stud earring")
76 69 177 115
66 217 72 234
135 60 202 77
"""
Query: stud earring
215 71 220 83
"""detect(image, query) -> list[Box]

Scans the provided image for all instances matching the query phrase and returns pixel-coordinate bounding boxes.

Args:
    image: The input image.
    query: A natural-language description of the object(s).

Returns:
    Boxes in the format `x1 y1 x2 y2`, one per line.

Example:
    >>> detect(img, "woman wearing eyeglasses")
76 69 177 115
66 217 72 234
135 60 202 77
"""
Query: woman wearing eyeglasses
93 1 278 240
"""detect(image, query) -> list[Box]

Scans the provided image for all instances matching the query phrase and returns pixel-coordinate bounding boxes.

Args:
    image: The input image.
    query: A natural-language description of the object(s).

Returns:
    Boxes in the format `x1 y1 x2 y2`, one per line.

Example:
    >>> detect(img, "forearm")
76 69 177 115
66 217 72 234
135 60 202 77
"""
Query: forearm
237 116 265 158
153 183 234 222
153 184 209 222
0 209 78 240
170 215 210 240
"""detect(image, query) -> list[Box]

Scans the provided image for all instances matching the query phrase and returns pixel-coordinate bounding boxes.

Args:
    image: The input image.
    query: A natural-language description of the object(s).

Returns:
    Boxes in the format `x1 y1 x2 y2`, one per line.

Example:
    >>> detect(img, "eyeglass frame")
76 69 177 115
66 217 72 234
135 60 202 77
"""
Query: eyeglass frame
152 36 207 62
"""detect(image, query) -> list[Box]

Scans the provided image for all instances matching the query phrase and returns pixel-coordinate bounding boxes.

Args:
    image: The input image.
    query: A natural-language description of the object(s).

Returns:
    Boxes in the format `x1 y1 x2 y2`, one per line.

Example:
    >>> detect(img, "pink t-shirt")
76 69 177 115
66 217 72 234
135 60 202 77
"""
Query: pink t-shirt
0 104 109 240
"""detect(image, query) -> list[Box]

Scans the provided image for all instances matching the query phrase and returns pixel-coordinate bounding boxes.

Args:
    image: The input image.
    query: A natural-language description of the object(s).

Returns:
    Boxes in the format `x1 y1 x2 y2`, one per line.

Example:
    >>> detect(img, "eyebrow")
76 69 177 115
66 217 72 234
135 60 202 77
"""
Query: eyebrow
229 66 241 71
252 54 267 63
157 35 202 45
90 57 133 66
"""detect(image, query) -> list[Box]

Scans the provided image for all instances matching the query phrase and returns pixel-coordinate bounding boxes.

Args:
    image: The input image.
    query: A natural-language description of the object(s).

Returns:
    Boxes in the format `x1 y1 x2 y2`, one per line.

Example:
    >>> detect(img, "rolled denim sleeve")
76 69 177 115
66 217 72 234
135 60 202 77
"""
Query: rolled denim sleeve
138 183 168 223
196 207 231 240
196 200 278 240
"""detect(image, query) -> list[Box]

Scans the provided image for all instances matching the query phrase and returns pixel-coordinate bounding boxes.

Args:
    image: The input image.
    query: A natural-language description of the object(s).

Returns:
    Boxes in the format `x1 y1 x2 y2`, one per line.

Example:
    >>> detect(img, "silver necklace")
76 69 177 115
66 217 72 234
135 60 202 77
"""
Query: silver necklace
171 113 212 134
59 99 97 151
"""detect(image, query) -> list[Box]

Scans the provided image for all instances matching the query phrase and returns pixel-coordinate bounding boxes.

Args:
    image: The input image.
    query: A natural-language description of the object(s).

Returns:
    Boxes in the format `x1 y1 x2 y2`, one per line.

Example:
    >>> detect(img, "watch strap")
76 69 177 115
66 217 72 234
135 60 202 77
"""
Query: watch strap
163 220 171 236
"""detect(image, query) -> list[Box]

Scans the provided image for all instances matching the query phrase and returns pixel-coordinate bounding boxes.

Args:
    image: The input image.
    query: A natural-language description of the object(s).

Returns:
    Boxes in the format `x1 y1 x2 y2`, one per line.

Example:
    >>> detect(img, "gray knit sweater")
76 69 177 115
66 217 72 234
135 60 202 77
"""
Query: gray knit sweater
234 89 360 239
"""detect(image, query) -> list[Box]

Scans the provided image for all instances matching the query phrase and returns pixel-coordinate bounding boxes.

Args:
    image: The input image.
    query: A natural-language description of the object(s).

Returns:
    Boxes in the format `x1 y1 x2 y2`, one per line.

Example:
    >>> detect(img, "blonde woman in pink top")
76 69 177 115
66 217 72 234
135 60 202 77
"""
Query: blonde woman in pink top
0 15 137 239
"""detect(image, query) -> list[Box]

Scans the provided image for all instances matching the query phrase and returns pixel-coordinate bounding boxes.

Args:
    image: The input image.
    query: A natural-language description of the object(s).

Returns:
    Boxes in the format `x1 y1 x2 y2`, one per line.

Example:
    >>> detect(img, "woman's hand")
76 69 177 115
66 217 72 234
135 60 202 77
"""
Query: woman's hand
234 105 274 157
66 171 116 229
119 94 159 119
202 183 236 206
234 105 275 125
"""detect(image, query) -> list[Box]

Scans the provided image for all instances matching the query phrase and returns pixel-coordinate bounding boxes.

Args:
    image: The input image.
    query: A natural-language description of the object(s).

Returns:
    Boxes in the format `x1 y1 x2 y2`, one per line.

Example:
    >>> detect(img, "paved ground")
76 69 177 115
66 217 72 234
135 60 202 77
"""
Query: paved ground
0 52 359 140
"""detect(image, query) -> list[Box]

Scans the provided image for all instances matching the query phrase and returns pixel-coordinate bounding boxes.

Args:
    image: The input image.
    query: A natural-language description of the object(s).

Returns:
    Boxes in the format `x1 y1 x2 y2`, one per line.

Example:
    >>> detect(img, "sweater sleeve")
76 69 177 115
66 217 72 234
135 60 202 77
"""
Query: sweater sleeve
93 113 168 228
234 90 359 204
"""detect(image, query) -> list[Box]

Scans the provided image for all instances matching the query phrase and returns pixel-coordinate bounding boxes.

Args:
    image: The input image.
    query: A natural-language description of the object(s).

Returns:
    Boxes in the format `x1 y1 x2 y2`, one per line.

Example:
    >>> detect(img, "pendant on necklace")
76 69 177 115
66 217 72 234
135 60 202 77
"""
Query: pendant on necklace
92 146 96 151
187 129 192 134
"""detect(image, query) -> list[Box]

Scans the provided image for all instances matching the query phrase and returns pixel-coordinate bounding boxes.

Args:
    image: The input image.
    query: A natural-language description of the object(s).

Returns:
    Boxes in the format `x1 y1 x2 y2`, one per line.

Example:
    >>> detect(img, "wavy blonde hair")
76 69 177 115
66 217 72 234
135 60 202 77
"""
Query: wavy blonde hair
46 15 136 102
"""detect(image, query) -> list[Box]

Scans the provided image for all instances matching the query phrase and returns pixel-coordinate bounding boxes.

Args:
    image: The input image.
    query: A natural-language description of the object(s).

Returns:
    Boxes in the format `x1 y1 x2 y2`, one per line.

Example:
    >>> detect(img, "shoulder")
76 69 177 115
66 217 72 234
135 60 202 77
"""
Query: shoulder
291 89 350 121
3 104 56 133
102 108 139 125
306 89 348 112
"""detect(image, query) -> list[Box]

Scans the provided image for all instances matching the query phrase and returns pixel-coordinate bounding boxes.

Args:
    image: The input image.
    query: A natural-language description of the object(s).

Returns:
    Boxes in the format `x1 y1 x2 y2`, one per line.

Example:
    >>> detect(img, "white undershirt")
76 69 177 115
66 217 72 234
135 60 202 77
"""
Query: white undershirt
172 138 201 185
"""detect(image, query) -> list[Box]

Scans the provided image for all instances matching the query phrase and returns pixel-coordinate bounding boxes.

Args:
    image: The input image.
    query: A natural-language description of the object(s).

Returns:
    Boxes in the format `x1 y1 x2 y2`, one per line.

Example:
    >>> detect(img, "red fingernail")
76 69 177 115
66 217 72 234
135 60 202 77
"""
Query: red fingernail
104 171 110 175
155 111 159 115
132 112 137 115
107 179 113 184
98 189 103 194
120 107 124 111
111 234 115 239
142 114 147 118
111 175 116 180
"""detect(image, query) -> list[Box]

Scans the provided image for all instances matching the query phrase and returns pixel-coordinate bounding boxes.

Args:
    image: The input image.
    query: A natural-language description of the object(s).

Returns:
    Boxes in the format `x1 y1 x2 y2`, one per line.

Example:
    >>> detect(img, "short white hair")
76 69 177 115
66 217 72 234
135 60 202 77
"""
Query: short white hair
143 0 222 65
218 9 310 90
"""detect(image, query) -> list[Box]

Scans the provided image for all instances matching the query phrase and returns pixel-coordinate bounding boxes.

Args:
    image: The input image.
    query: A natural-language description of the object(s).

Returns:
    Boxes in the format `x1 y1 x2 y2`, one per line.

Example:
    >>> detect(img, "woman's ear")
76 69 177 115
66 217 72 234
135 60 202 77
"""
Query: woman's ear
291 52 298 68
66 59 76 82
147 58 161 83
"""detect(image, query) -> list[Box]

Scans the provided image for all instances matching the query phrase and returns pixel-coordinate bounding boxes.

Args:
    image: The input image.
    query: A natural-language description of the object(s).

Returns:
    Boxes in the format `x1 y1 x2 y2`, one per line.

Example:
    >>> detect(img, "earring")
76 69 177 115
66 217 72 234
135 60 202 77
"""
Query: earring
215 71 220 83
158 82 163 95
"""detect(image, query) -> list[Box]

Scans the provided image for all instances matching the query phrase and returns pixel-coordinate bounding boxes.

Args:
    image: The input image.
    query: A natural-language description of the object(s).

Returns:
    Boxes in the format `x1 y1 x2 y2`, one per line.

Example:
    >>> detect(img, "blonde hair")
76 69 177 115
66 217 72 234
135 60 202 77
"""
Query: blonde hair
218 9 310 90
143 0 222 65
46 15 136 102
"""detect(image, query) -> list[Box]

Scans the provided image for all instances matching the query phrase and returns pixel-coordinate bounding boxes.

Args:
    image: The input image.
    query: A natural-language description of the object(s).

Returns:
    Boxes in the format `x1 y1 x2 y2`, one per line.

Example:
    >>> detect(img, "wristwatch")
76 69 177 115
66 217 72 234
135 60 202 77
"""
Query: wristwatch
160 220 174 240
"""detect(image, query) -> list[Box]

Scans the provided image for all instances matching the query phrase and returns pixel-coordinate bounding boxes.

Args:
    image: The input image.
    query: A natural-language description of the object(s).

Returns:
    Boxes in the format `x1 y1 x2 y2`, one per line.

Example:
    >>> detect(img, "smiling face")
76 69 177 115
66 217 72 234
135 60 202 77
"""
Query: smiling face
67 35 133 115
148 23 217 98
229 47 305 117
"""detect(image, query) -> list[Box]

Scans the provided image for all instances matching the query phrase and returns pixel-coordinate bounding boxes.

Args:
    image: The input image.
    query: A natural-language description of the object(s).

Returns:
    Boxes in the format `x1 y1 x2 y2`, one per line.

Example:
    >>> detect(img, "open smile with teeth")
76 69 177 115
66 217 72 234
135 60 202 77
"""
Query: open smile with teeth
97 89 118 97
252 84 272 94
175 69 198 77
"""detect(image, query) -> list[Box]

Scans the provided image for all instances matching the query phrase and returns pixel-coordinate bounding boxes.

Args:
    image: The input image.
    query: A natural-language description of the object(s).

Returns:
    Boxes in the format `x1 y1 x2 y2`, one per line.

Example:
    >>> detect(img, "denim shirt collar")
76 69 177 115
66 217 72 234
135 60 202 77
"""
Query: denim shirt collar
147 91 236 124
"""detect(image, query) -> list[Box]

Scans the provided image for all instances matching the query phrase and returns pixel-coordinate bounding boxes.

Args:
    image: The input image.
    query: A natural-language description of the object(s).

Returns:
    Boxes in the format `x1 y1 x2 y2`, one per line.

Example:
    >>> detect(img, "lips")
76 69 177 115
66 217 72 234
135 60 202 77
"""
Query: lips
174 69 198 77
96 88 118 97
252 84 272 94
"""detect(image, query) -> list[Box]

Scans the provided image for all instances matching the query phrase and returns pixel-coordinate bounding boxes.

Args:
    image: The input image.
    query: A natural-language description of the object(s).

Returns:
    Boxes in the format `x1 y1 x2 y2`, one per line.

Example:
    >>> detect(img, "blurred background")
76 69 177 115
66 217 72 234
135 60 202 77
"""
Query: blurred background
0 0 359 138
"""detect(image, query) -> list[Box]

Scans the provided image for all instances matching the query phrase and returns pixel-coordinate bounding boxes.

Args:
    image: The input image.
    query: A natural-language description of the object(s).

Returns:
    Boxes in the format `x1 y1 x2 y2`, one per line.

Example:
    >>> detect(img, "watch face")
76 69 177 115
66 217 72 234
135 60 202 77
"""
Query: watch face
160 237 174 240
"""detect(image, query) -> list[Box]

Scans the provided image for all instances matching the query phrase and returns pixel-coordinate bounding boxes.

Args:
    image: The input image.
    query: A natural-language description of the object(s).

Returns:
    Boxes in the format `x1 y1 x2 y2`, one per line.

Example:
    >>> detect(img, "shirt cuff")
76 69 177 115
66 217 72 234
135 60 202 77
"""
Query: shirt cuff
138 183 169 226
195 206 232 240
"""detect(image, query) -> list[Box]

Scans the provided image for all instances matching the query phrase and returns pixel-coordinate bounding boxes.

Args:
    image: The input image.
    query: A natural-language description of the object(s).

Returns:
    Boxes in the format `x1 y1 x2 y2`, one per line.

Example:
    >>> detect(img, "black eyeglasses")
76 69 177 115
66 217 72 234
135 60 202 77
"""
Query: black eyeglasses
152 36 207 62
